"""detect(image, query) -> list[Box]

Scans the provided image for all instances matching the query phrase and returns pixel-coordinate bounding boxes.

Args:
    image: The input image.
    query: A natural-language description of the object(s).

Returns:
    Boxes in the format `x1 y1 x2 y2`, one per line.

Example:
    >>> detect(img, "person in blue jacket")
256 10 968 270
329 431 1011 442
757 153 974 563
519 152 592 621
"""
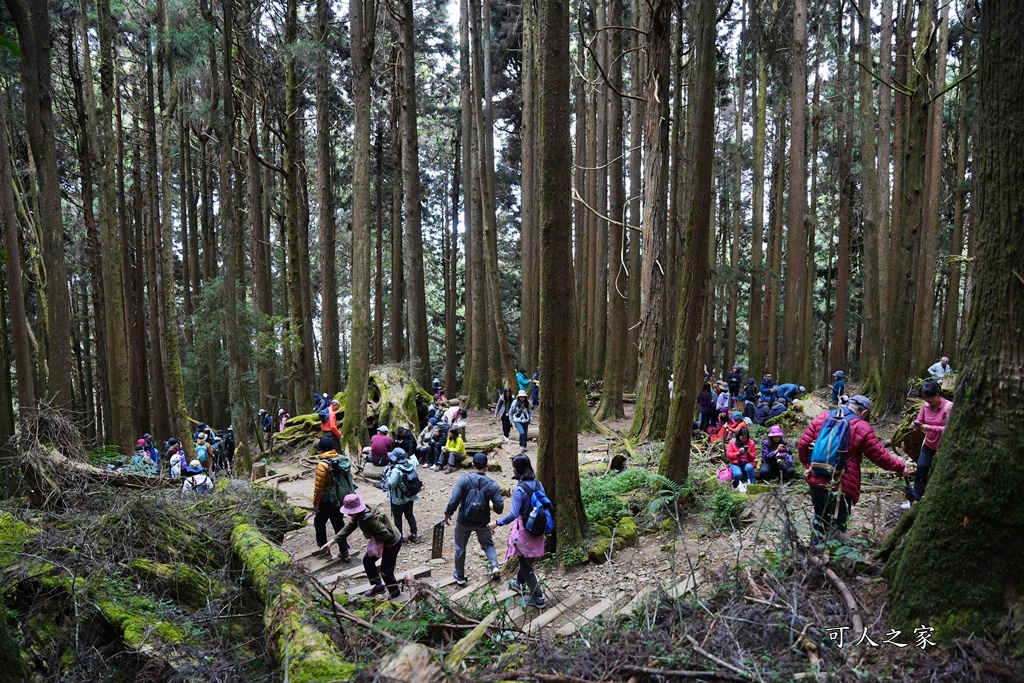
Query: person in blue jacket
516 368 532 394
830 371 846 404
759 373 777 404
775 383 806 402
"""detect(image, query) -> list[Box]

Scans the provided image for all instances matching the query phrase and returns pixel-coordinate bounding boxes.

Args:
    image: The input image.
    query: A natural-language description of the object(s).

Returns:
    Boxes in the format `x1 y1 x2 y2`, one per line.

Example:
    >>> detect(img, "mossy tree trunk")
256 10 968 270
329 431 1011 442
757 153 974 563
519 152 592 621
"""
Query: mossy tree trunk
535 0 585 550
886 1 1024 648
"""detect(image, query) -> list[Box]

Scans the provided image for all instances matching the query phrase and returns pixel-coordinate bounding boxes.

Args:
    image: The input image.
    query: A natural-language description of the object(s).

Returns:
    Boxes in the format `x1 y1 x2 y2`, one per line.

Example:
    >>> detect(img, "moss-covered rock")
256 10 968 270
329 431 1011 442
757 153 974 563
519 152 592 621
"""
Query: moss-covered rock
614 516 638 547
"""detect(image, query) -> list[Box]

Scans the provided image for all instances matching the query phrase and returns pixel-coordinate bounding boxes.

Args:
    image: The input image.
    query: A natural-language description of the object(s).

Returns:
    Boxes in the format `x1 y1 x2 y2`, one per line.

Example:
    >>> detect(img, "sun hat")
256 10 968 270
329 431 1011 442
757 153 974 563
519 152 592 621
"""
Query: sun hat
137 439 146 446
731 411 743 420
833 370 844 378
278 408 285 415
378 425 389 434
517 390 528 398
341 494 368 515
197 433 208 442
472 452 488 468
768 425 784 438
388 447 407 463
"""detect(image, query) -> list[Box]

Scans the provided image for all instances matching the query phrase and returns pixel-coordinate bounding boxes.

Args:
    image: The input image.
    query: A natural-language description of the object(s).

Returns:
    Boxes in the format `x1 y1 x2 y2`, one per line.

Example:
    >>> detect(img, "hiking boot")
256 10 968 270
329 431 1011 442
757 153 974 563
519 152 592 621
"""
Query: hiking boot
407 534 419 544
508 579 526 595
388 590 402 600
490 565 501 581
339 551 352 562
445 466 453 474
453 572 467 587
524 594 546 608
363 584 386 597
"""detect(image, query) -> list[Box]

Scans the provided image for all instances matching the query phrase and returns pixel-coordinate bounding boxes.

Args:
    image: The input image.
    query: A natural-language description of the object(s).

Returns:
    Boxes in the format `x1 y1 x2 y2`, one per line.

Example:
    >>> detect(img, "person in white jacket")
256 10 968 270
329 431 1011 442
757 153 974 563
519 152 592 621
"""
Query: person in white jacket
927 357 952 378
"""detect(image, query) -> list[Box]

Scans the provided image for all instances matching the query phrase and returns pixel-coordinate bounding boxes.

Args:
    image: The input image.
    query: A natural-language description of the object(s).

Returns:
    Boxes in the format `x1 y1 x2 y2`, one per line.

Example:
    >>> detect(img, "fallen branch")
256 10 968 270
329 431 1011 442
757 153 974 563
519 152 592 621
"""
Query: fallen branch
619 664 746 681
822 566 864 636
684 633 752 679
445 607 500 670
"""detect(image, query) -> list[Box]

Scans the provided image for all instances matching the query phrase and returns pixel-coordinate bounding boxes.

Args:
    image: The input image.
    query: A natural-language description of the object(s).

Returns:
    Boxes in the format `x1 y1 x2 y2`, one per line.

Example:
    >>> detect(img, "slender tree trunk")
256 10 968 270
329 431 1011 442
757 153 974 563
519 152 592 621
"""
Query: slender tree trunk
832 16 852 376
765 105 786 374
0 97 35 417
625 17 644 391
886 1 1024 638
887 1 911 348
535 0 584 550
628 0 670 443
914 1 948 368
941 6 973 362
518 4 539 374
781 0 808 386
749 40 767 381
446 131 461 394
881 0 936 410
596 0 625 421
727 27 745 374
588 0 609 380
317 0 341 392
661 0 715 484
858 0 882 390
390 92 405 363
877 0 893 338
5 0 75 410
374 127 385 365
342 0 378 453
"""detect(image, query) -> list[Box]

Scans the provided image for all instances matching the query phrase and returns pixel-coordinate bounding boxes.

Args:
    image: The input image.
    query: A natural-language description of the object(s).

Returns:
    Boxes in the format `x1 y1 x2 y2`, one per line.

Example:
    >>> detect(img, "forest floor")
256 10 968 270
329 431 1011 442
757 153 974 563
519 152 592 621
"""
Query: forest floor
241 389 1024 681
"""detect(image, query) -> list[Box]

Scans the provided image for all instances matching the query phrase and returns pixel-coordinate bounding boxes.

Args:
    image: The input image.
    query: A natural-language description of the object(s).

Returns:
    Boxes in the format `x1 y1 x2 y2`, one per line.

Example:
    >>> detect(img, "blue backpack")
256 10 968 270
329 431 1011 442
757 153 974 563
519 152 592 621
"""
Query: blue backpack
810 408 858 479
519 481 555 537
196 443 210 464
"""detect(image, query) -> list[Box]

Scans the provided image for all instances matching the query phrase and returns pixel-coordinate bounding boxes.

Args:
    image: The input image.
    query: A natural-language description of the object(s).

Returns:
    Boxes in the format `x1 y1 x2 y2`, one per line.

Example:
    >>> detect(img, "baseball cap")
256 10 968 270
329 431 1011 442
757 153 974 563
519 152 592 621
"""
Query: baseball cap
472 452 488 468
848 394 872 412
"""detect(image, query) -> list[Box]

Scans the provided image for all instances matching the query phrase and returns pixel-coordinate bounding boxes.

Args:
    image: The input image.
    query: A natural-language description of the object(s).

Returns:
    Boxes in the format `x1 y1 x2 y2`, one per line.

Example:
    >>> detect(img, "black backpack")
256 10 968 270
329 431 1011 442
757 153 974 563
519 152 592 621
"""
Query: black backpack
399 468 423 496
461 475 489 525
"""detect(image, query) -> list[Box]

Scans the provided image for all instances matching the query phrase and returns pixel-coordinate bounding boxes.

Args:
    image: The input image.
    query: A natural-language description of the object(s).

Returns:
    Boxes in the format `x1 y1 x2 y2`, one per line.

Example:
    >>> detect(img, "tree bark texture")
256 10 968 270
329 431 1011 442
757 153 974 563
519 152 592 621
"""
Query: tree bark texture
317 0 341 393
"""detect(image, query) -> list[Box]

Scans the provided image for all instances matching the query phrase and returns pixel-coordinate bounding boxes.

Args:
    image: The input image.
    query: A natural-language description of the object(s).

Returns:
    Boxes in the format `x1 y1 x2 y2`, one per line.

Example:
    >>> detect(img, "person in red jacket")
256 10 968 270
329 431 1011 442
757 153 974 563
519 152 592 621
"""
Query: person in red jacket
798 395 915 542
320 399 342 451
727 427 758 493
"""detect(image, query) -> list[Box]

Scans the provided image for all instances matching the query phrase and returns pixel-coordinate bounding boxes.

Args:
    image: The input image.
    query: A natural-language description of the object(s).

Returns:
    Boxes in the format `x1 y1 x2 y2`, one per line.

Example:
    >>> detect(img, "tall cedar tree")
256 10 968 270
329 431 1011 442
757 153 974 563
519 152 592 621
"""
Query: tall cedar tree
343 0 379 452
317 0 341 393
661 0 716 484
535 0 584 549
399 0 432 390
885 0 1024 643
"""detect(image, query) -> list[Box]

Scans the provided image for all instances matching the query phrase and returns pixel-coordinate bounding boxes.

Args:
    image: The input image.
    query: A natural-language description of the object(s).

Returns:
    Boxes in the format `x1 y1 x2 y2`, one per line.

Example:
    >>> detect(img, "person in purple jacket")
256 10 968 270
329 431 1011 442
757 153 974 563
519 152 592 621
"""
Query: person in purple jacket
488 454 547 608
697 382 717 432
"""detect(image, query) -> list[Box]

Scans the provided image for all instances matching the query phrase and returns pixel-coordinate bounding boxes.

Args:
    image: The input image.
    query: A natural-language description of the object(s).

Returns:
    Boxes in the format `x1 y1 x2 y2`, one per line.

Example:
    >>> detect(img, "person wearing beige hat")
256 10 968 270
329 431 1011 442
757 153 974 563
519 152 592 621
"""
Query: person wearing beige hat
509 390 533 452
321 494 404 598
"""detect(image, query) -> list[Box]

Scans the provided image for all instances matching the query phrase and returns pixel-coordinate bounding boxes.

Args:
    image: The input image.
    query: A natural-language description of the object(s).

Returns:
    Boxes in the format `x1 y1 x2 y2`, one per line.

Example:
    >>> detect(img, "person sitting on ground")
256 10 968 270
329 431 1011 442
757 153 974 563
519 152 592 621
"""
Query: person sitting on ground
760 373 777 404
417 417 440 468
131 439 157 475
926 356 953 379
509 390 533 452
697 383 717 432
707 410 729 439
143 433 160 470
311 437 353 561
437 428 467 474
908 380 954 505
495 387 515 442
321 494 405 599
759 425 796 483
427 396 446 421
752 400 773 425
366 426 394 467
489 453 548 608
182 460 213 493
829 371 845 405
384 447 421 543
727 427 758 494
798 395 914 544
393 426 417 458
320 399 343 452
775 383 806 402
743 378 758 405
445 452 505 586
768 398 790 419
726 410 747 436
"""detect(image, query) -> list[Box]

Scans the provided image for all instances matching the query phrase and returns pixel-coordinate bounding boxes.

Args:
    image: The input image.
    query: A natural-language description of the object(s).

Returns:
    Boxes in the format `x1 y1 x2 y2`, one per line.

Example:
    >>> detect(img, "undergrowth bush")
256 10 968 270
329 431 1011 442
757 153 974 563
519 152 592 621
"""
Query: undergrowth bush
581 469 697 523
708 488 747 527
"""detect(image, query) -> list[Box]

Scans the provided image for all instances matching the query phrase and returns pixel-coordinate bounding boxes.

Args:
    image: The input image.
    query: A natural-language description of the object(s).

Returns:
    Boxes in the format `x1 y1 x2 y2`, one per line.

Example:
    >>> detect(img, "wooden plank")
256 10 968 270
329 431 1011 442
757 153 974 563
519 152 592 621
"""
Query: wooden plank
615 584 659 616
449 579 491 602
429 575 458 590
488 589 518 603
344 567 432 596
525 593 582 634
555 597 615 637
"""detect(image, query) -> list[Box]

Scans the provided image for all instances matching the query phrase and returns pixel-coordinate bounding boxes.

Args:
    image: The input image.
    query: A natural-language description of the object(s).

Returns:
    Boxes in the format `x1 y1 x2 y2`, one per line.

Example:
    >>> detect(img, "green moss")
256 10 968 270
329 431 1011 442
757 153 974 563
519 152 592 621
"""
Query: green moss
130 558 222 609
660 518 676 533
0 514 38 569
288 657 357 683
96 601 190 647
614 516 638 547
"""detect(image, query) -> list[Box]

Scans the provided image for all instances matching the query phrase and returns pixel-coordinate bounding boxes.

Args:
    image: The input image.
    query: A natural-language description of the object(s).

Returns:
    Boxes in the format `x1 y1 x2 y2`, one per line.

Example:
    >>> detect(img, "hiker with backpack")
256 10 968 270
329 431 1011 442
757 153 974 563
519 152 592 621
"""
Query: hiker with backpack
697 383 717 432
509 390 533 452
259 409 273 438
727 427 758 493
195 433 213 470
312 437 354 561
167 439 184 479
321 494 405 599
182 460 213 493
444 452 504 586
320 399 343 452
908 380 954 504
798 395 915 543
495 387 515 442
759 425 797 483
313 392 331 414
384 447 422 543
222 427 235 472
488 454 551 608
829 371 846 405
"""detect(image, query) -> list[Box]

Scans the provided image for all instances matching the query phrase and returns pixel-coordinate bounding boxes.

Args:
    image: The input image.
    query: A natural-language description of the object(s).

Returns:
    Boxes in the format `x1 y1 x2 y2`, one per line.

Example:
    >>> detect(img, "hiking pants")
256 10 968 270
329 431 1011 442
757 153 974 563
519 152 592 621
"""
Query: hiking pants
453 524 498 580
391 501 418 536
500 414 511 438
515 421 529 449
758 460 796 483
730 463 757 485
809 486 852 542
417 445 434 467
699 411 717 432
446 450 467 468
914 444 936 500
365 536 403 597
322 432 341 453
517 556 541 598
314 504 350 554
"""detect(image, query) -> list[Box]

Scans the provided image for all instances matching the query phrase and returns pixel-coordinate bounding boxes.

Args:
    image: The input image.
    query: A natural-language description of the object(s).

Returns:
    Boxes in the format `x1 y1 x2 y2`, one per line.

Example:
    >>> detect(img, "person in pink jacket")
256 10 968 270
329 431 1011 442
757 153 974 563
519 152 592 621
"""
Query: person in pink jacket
910 380 954 502
727 427 758 493
798 395 915 542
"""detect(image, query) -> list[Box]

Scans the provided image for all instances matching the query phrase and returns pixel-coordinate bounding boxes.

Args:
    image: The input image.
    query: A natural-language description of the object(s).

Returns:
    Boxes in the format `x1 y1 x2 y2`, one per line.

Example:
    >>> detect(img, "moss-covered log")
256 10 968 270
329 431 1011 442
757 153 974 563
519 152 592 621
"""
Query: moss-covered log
230 522 355 681
130 558 224 610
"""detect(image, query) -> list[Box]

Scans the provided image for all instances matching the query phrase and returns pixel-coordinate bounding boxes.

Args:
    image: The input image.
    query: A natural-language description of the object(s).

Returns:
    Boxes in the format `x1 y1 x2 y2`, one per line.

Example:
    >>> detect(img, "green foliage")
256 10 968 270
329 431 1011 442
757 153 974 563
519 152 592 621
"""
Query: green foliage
86 445 126 468
708 488 747 527
556 545 589 568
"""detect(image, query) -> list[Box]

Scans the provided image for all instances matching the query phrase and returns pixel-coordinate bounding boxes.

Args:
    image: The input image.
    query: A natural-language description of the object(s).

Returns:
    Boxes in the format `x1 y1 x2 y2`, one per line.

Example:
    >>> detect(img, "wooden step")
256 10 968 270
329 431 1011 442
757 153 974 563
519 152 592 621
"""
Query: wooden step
525 593 582 634
555 597 615 637
429 575 458 590
450 579 494 602
345 566 432 597
319 563 370 586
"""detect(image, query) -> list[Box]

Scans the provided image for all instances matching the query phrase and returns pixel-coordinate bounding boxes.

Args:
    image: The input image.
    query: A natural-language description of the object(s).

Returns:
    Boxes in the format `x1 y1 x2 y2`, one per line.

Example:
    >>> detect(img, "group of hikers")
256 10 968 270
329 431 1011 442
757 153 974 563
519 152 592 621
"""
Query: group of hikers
696 365 817 435
116 421 234 494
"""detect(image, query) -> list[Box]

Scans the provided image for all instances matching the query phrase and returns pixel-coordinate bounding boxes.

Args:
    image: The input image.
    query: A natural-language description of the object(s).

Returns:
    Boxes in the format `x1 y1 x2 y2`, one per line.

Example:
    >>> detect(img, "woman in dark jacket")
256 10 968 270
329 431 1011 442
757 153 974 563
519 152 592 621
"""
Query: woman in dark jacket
494 387 514 441
697 383 717 432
